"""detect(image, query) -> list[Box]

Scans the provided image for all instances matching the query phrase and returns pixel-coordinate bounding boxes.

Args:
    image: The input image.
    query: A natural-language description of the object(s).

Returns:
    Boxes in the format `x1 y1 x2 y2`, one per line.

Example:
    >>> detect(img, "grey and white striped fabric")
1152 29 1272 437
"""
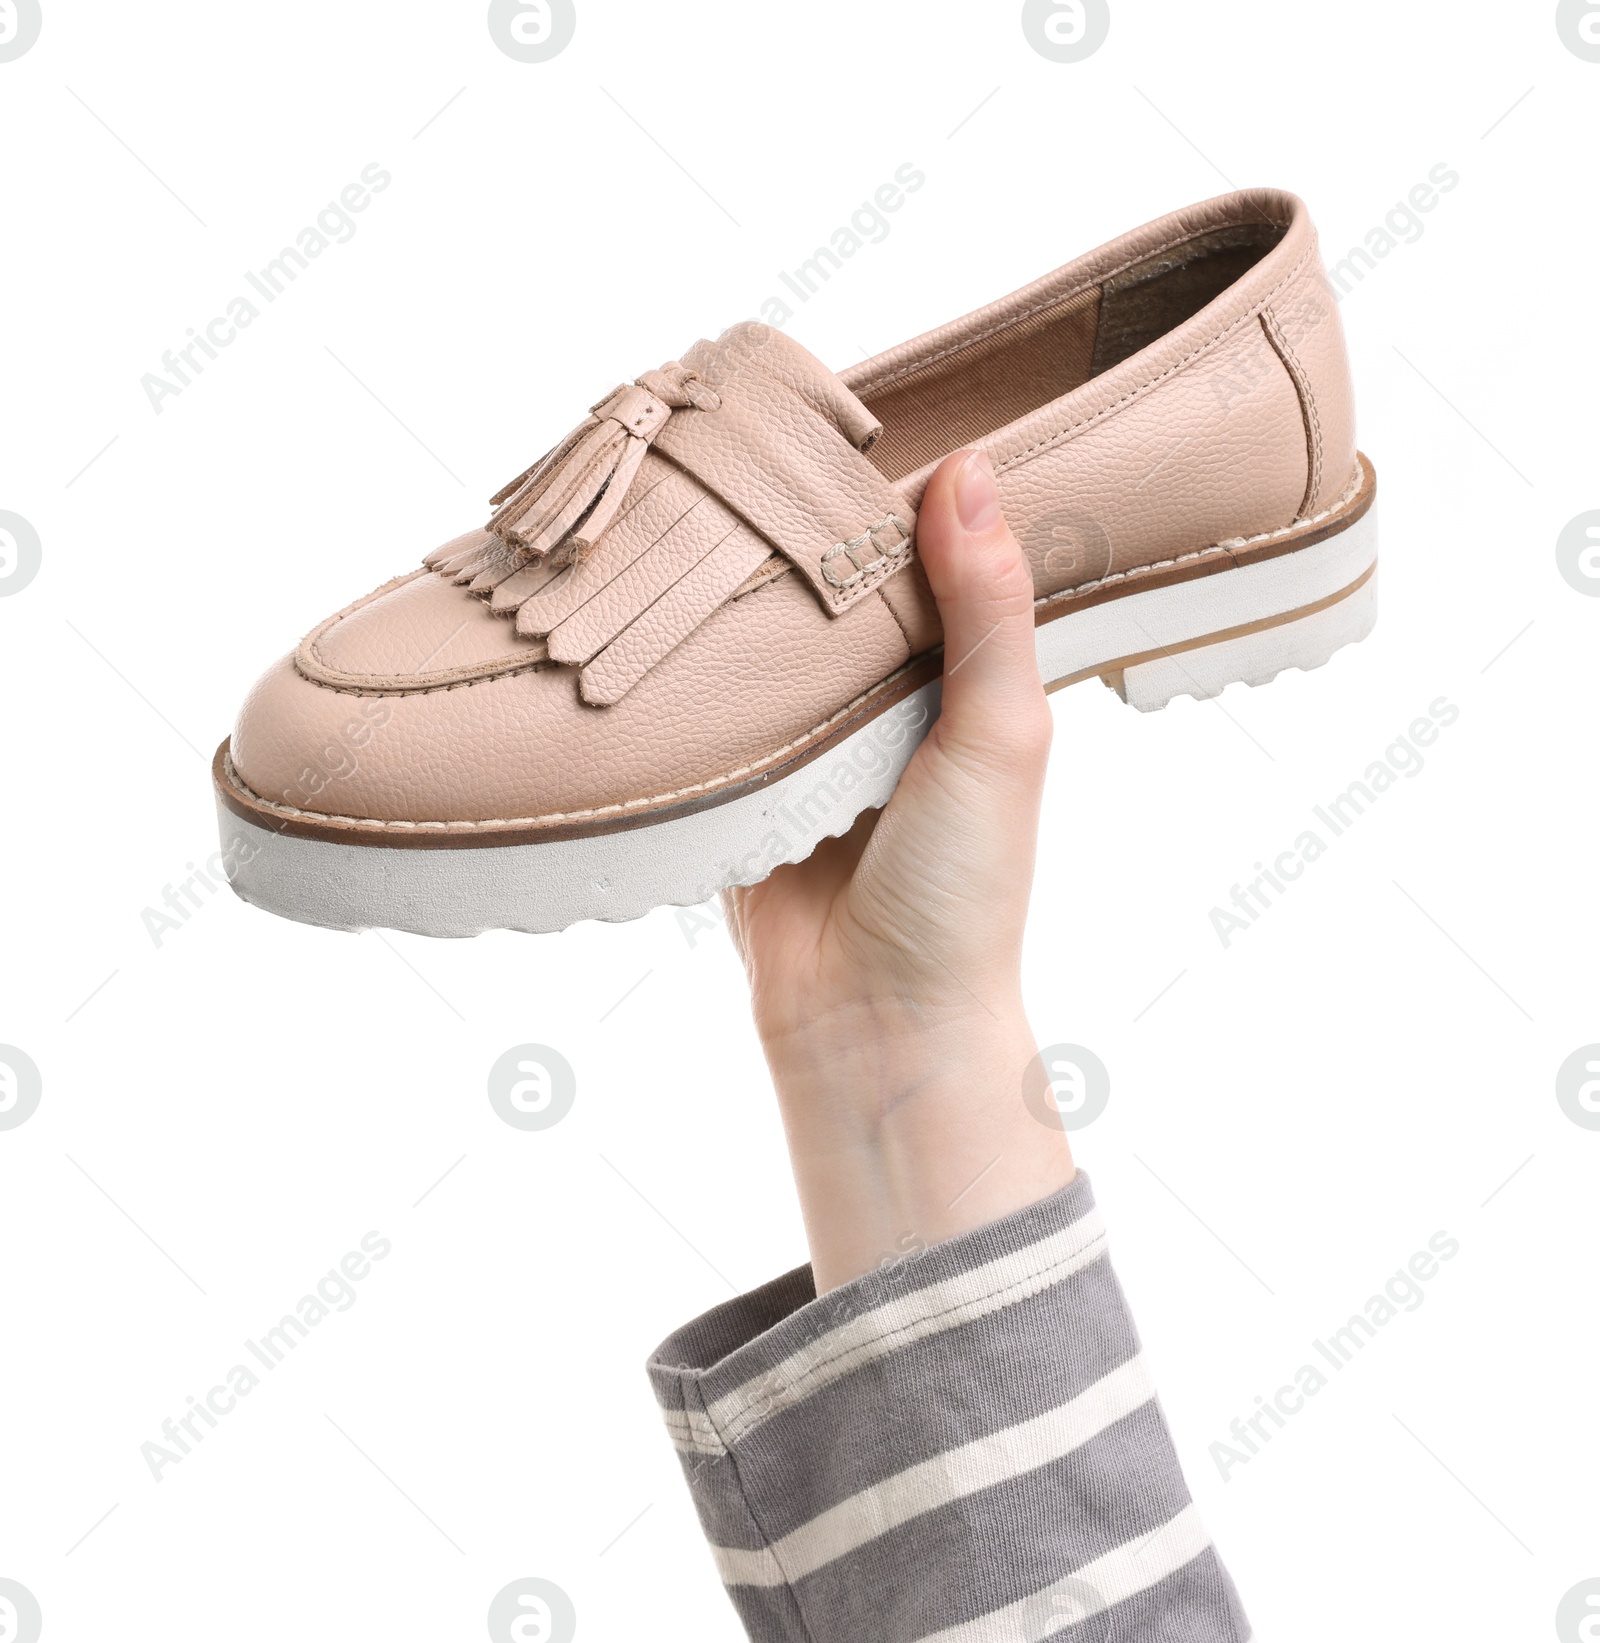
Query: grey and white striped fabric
647 1174 1250 1642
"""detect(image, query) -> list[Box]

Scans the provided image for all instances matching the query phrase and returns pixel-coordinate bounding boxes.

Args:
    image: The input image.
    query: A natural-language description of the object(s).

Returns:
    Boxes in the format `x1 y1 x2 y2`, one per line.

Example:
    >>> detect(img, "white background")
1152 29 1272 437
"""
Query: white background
2 2 1597 1639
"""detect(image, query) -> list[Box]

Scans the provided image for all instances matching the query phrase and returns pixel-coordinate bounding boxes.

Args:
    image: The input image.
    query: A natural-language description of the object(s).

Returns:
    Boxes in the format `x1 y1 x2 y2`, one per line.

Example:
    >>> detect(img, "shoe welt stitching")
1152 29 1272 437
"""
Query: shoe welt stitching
1038 457 1362 602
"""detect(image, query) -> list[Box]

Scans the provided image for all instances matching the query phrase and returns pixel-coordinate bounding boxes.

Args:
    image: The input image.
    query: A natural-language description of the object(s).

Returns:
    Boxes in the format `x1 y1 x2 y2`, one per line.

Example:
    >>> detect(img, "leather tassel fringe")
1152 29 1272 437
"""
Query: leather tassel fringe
472 362 721 575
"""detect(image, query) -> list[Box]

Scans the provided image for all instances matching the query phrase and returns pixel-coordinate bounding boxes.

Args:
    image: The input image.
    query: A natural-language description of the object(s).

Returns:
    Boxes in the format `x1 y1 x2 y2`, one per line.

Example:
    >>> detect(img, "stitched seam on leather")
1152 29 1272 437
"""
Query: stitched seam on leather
993 243 1318 478
821 514 915 606
860 215 1295 392
1033 458 1363 603
1260 304 1322 520
1257 309 1317 516
300 570 431 677
294 657 555 698
875 585 917 653
826 546 910 608
224 658 930 828
297 568 552 692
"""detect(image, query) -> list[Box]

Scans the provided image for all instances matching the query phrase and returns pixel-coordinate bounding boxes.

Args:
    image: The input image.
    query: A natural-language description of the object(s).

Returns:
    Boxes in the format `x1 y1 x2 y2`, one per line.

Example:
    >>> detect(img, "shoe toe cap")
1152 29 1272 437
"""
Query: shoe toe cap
227 559 913 829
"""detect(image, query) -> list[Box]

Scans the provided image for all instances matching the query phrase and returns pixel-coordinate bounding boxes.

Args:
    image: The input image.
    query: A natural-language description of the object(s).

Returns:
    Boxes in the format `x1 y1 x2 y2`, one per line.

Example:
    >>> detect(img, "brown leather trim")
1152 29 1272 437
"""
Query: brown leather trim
216 456 1376 850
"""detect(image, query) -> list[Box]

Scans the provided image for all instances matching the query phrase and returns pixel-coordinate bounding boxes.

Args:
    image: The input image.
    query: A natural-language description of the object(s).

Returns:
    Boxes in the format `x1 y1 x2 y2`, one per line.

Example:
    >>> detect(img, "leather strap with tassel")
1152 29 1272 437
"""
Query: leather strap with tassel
420 328 920 703
486 362 722 562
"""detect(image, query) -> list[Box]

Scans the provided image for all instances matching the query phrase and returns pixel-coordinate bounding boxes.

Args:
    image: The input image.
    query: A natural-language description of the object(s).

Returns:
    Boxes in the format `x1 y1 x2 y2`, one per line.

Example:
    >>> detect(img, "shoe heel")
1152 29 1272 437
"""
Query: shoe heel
1102 565 1378 713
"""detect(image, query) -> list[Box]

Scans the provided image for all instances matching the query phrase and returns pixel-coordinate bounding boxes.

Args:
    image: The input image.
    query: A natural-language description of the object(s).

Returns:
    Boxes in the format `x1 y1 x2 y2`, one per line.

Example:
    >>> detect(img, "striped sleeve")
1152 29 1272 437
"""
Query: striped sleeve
646 1173 1251 1643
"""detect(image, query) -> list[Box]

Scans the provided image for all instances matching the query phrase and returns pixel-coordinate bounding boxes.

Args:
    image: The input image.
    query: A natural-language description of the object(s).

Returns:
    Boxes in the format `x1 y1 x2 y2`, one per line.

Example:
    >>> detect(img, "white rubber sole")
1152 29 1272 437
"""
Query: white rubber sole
217 506 1377 937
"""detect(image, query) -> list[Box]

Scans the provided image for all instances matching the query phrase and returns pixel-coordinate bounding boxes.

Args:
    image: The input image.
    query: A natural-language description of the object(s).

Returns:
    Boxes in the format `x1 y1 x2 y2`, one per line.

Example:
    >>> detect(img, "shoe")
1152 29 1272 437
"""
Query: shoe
215 187 1377 937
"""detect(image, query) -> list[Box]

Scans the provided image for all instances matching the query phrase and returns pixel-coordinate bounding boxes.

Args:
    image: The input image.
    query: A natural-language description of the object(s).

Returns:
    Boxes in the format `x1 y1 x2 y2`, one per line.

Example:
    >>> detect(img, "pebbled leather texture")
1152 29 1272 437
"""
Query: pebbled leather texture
230 188 1362 827
656 333 915 617
234 571 910 825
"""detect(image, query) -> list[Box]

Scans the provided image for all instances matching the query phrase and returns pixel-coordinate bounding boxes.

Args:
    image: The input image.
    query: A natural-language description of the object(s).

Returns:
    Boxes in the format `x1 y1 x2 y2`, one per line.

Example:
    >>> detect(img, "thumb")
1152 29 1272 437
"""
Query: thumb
915 448 1050 767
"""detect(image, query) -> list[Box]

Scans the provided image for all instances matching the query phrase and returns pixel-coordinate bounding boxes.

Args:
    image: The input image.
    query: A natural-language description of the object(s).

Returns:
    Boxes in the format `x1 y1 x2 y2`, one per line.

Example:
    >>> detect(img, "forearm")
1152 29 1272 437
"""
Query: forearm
762 1001 1075 1292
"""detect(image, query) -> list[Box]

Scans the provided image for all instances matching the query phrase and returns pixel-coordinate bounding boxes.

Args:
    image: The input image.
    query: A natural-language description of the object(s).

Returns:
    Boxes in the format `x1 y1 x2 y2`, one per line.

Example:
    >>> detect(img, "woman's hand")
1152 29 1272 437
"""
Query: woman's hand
723 449 1074 1291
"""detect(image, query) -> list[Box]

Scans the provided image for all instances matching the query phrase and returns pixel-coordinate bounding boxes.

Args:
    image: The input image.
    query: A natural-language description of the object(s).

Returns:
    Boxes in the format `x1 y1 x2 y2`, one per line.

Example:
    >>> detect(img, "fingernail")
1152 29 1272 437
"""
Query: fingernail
955 448 1001 534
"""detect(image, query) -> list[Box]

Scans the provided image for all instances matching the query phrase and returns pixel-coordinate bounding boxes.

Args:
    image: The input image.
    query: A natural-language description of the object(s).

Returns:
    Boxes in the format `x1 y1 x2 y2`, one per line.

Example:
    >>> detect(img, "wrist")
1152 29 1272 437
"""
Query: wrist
760 1002 1076 1292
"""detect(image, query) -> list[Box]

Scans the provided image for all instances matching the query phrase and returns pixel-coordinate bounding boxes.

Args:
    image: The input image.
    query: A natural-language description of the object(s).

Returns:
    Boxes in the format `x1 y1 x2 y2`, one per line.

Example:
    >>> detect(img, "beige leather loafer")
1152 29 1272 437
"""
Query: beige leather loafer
216 187 1377 936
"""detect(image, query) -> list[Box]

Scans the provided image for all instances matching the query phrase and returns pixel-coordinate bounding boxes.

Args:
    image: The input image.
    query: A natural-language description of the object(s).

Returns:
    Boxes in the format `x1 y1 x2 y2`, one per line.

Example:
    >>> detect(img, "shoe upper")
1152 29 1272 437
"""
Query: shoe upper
227 186 1356 828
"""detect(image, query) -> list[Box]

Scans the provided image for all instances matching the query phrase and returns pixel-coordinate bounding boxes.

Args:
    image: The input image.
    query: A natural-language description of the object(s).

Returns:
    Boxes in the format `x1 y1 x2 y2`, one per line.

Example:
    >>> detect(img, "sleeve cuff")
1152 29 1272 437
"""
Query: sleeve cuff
646 1173 1250 1643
